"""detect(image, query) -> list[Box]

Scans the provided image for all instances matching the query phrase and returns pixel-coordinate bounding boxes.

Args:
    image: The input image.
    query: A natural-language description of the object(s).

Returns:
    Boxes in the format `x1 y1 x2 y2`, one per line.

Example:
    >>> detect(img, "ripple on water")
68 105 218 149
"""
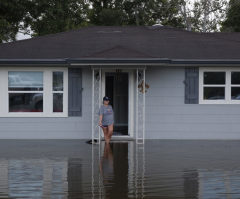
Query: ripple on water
0 140 239 198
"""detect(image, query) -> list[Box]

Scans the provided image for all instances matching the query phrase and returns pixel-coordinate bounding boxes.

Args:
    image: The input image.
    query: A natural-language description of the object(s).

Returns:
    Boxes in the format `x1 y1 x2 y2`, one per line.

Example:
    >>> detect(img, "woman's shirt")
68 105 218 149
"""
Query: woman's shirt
99 105 114 126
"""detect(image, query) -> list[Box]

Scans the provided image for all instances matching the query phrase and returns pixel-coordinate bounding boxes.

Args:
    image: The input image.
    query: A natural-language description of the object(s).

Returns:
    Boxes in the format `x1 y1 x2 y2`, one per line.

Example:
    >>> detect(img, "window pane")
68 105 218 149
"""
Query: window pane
231 72 240 85
204 87 225 100
204 72 225 85
53 93 63 112
9 93 43 112
8 72 43 91
53 72 63 91
231 87 240 100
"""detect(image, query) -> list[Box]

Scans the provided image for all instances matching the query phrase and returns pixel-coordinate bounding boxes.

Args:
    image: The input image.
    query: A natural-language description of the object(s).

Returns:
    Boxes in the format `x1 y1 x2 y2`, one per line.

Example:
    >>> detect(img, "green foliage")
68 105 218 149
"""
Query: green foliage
25 0 89 36
0 0 234 42
0 0 28 42
0 0 88 42
152 0 185 28
88 0 126 25
181 0 227 32
222 0 240 32
88 0 185 27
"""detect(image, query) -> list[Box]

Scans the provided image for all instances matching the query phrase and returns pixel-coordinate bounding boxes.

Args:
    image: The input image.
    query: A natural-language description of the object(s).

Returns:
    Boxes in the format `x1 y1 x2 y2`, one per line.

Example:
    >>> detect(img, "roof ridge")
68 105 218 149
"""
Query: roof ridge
0 25 240 60
148 25 240 42
85 44 154 58
0 25 149 46
203 32 240 44
154 26 240 44
0 26 96 46
2 25 240 47
146 25 205 36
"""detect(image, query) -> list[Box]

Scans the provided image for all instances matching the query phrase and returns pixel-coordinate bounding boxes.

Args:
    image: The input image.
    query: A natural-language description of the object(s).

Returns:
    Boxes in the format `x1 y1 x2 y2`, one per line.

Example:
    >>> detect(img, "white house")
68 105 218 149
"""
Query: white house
0 26 240 140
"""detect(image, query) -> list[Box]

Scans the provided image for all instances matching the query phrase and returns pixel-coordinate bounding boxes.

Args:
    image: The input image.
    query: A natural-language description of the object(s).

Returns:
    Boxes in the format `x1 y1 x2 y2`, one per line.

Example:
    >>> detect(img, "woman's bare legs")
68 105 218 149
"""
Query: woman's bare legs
101 124 113 143
101 127 108 142
107 124 113 143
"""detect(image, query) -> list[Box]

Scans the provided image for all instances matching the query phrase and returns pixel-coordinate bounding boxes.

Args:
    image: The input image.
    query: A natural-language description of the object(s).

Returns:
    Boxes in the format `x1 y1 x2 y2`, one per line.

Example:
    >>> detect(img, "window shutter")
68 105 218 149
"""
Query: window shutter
68 68 82 116
185 67 199 104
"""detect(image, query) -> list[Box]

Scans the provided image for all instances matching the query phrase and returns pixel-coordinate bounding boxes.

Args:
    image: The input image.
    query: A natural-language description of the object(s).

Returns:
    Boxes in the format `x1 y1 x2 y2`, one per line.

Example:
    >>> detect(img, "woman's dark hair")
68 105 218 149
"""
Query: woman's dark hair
103 96 110 101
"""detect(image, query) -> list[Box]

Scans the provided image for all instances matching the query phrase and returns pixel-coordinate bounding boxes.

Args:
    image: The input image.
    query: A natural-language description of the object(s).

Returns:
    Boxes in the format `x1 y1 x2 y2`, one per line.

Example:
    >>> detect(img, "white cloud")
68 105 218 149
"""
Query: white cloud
16 32 31 41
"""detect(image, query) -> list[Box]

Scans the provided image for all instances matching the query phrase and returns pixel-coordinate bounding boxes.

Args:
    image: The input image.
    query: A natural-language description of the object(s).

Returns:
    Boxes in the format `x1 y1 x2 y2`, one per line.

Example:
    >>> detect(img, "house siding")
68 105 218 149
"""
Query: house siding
0 68 92 139
0 66 239 139
145 66 240 139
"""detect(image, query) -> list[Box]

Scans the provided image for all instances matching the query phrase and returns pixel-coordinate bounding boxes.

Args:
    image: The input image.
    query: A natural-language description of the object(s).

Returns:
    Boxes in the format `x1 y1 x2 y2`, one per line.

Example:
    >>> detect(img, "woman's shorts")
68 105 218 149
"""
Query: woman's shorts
102 124 113 128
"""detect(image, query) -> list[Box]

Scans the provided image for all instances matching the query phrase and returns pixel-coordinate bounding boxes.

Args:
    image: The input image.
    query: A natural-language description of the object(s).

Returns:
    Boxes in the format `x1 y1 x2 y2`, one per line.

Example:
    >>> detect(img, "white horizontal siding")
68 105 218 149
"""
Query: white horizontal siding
0 68 92 139
0 66 240 139
145 67 240 139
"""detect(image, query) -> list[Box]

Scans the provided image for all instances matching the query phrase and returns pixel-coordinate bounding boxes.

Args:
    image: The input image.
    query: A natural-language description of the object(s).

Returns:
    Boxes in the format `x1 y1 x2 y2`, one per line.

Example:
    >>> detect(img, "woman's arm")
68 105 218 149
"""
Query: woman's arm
99 115 103 126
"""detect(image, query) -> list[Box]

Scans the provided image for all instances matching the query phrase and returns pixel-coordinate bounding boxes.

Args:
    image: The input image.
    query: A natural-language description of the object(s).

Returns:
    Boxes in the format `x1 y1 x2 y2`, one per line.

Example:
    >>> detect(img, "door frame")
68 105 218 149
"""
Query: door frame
101 69 134 138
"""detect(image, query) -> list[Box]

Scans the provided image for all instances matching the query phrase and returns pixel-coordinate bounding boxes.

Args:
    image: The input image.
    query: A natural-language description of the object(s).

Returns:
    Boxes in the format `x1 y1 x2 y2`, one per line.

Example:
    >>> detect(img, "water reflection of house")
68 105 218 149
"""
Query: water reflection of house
183 170 199 198
0 159 8 197
0 158 83 198
67 158 82 198
100 143 129 198
94 142 144 198
198 170 240 199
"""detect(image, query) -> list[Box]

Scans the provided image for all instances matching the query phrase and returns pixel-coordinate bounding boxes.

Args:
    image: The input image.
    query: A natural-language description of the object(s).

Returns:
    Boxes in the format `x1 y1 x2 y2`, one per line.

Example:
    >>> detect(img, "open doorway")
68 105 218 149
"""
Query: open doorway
105 72 128 136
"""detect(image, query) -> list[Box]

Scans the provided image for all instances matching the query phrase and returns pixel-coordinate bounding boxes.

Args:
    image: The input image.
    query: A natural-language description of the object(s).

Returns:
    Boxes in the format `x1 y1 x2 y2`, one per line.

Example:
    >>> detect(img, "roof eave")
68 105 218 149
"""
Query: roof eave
0 59 68 66
1 58 240 66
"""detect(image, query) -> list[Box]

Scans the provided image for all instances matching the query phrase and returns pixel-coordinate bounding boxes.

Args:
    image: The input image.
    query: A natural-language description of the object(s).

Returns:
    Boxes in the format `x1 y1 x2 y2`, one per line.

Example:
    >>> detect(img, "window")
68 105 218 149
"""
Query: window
199 68 240 104
231 72 240 100
8 71 44 112
203 72 226 100
52 72 63 112
0 67 68 117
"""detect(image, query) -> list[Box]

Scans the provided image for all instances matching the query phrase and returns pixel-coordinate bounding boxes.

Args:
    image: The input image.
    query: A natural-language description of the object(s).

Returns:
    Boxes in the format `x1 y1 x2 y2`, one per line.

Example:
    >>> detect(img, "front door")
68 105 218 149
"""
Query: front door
105 72 129 135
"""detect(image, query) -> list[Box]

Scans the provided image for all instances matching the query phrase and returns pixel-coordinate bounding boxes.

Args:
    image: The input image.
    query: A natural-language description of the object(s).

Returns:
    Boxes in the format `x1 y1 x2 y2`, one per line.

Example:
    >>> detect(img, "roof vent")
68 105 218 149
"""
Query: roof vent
152 23 163 27
149 23 165 30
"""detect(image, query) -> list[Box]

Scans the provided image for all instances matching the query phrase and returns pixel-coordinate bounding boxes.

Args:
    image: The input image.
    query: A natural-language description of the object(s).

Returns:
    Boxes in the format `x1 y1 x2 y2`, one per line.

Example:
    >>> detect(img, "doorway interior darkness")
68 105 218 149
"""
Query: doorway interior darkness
105 72 128 135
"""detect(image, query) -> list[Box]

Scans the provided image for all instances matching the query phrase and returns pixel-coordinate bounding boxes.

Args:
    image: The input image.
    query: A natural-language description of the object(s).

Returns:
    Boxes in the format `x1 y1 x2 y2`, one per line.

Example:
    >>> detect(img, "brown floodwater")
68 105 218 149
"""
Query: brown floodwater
0 140 239 199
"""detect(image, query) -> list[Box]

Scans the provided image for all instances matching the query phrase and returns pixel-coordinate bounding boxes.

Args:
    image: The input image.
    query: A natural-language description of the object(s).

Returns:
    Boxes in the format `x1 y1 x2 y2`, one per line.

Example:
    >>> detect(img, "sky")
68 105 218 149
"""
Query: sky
17 32 30 40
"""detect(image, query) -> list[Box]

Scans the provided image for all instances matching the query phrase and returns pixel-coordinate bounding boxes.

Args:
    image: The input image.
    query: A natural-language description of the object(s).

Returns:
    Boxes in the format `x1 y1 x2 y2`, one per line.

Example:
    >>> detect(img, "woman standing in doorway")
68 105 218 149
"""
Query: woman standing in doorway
99 96 114 143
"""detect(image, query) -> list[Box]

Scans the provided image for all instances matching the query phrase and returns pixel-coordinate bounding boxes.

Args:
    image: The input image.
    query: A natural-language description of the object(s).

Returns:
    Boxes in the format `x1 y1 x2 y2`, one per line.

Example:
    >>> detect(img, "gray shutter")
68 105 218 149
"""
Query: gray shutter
185 67 199 104
68 68 82 116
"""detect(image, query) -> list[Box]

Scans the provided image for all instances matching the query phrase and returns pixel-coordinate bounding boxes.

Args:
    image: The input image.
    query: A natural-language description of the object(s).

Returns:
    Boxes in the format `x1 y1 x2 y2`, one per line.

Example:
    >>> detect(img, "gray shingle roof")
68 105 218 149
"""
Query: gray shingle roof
0 26 240 60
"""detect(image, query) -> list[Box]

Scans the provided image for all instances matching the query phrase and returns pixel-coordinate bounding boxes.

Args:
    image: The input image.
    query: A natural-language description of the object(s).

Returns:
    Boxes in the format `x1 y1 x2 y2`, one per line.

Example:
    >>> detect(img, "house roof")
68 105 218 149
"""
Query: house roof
0 26 240 65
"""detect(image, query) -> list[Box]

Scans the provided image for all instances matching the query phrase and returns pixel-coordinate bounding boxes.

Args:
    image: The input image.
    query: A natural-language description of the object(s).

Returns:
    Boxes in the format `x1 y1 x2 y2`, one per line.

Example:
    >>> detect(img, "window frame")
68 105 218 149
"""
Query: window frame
8 71 44 113
52 71 64 113
0 67 68 117
199 67 240 104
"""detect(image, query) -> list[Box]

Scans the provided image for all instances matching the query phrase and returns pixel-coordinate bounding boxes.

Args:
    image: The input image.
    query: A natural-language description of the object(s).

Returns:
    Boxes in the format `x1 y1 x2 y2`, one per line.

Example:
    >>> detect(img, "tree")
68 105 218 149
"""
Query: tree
222 0 240 32
122 0 156 25
0 0 28 43
24 0 89 36
1 0 231 42
88 0 127 25
180 0 227 32
123 0 184 27
0 0 89 41
88 0 185 27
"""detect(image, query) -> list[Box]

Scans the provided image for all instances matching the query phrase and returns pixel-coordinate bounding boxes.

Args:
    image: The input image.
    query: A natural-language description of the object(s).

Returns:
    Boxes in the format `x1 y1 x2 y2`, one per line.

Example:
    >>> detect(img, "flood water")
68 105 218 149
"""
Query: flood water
0 140 240 198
